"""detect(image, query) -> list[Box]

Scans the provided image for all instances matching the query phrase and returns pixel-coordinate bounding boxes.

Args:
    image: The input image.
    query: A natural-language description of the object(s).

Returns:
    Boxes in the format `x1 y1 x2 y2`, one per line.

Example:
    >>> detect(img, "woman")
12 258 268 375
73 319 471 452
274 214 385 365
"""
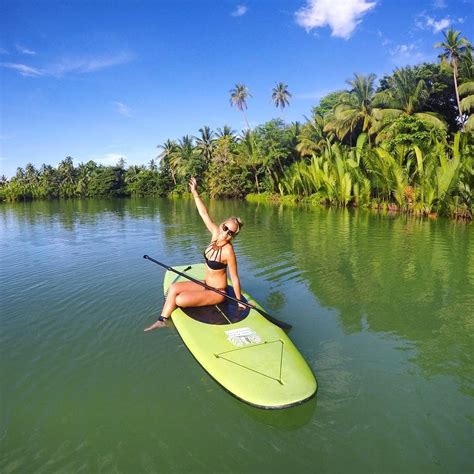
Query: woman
144 177 245 331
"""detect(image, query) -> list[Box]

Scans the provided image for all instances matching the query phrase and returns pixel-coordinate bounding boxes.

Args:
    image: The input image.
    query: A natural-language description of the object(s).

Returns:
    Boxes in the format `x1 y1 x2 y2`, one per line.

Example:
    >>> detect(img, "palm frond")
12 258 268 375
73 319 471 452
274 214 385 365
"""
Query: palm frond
413 112 448 130
458 81 474 96
460 95 474 112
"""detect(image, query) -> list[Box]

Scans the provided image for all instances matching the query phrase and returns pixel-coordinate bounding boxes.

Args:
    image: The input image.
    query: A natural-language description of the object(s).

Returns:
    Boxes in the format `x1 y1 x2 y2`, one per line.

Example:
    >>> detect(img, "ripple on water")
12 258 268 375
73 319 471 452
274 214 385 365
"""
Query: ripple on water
1 200 473 473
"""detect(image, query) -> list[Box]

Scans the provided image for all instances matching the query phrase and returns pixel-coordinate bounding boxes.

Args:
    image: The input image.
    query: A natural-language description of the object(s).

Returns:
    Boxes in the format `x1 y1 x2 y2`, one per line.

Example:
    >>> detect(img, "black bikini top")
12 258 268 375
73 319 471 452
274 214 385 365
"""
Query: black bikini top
204 240 229 270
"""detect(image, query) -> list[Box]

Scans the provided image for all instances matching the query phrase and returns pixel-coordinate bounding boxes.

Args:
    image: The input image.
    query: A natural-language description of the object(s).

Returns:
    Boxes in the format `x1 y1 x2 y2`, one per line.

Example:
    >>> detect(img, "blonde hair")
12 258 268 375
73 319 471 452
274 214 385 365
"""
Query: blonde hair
223 216 243 235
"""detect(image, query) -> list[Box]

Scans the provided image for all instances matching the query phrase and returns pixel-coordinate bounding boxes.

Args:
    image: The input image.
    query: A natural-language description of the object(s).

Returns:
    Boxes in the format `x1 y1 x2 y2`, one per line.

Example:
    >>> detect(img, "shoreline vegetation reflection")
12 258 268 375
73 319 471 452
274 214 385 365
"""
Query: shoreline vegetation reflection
2 197 472 398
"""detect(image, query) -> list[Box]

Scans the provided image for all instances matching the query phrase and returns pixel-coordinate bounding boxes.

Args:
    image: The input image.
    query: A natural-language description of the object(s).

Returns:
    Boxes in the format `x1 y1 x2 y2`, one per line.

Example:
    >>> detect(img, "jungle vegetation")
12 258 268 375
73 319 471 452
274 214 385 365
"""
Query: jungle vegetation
1 29 473 219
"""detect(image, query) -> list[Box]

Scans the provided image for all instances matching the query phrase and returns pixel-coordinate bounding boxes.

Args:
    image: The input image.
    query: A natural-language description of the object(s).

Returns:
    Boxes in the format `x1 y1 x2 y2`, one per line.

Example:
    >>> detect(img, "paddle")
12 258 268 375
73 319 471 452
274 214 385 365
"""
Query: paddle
143 255 292 330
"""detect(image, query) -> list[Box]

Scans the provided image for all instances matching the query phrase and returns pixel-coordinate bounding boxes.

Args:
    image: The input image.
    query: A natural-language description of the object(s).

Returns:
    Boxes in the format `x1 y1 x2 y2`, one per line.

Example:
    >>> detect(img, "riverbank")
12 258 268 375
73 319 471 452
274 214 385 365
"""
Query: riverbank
245 192 473 221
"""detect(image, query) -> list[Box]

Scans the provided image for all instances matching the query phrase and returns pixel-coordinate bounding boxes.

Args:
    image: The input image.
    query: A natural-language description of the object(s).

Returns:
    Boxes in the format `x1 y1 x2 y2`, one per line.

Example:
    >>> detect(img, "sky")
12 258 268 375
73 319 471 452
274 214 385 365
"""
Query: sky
1 0 473 178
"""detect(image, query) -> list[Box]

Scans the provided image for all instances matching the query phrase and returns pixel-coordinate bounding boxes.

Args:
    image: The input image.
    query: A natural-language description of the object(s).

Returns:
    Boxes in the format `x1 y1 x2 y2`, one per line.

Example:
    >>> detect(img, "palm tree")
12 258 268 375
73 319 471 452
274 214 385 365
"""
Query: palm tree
76 161 97 196
216 125 236 140
169 135 197 179
372 67 447 140
194 126 215 164
25 163 38 184
157 139 176 158
15 167 25 181
124 165 143 188
435 29 472 120
148 159 158 171
157 139 177 185
58 156 76 196
271 82 292 111
325 73 379 143
229 83 252 130
116 157 126 169
238 130 262 193
297 114 329 157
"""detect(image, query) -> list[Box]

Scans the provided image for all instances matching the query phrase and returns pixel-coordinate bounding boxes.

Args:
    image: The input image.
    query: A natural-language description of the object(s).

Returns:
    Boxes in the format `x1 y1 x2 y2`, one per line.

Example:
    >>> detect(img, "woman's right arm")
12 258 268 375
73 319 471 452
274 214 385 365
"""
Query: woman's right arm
189 177 218 234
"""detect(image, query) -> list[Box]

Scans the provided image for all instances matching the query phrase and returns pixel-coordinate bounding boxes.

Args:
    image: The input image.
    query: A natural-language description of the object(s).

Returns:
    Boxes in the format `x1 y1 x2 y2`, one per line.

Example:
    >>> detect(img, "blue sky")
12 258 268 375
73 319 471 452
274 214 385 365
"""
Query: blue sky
1 0 472 178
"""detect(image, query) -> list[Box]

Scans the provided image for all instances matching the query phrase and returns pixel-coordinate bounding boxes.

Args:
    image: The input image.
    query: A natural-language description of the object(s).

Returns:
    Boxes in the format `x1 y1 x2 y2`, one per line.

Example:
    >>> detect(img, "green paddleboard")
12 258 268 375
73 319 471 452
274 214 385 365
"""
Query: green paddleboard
164 264 317 409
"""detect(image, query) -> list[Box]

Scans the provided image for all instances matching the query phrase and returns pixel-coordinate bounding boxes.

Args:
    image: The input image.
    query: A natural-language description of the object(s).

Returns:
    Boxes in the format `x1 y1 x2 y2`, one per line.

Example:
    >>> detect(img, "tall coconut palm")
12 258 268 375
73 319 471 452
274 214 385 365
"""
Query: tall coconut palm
271 82 292 112
229 83 252 130
435 29 472 119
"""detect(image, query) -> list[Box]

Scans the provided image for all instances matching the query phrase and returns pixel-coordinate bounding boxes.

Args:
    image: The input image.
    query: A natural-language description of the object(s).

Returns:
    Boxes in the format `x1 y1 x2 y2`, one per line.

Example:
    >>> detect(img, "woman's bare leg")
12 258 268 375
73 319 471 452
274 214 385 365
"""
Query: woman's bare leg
144 281 210 331
175 289 225 308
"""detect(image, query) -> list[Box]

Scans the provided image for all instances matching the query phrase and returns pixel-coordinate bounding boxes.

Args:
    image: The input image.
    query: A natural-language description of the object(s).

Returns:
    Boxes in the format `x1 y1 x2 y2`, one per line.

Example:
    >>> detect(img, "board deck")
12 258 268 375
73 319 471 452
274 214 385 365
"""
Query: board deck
164 264 317 409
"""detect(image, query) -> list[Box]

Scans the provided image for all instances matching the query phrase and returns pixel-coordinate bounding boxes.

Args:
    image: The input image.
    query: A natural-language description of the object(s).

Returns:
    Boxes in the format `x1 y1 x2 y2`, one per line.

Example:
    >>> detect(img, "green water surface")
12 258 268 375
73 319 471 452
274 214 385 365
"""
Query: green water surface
1 198 473 473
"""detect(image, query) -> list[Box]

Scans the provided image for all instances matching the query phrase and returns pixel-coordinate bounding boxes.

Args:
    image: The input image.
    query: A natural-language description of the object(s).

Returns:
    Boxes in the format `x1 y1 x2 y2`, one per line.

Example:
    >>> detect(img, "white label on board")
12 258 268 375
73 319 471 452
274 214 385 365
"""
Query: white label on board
225 327 261 346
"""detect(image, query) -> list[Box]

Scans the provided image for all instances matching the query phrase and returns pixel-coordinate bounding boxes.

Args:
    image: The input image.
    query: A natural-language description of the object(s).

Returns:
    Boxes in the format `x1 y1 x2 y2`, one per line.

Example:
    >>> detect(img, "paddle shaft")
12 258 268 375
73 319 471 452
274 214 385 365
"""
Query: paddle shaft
143 255 292 330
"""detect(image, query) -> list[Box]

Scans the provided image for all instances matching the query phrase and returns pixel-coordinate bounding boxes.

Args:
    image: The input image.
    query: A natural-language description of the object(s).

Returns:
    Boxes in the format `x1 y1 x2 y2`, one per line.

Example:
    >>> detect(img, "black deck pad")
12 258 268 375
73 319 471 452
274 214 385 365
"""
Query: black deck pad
181 286 250 325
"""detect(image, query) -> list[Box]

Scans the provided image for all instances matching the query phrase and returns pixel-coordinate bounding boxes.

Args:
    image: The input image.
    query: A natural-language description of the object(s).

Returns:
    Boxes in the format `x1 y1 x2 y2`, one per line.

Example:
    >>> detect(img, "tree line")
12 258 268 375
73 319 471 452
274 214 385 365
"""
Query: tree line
1 29 473 219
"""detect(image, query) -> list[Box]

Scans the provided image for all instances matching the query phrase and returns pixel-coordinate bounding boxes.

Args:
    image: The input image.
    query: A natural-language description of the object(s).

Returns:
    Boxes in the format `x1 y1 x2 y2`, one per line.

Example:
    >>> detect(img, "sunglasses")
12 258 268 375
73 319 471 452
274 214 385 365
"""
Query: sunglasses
222 224 237 237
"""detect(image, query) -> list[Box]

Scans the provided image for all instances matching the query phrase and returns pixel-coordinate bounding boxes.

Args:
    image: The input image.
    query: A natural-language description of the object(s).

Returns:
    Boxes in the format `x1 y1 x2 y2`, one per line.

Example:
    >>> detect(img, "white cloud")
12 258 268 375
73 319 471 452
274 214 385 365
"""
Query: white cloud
415 13 452 33
113 101 132 117
390 43 427 66
231 5 248 17
0 51 134 78
49 52 134 76
1 62 43 76
96 153 127 166
0 47 9 55
16 44 36 55
433 0 447 9
375 29 391 46
426 16 451 33
295 0 376 39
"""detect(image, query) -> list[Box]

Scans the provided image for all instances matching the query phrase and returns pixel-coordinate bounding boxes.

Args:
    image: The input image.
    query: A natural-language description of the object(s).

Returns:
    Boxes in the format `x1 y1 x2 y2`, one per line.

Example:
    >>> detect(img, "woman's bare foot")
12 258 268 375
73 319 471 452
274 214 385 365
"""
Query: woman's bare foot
144 316 169 331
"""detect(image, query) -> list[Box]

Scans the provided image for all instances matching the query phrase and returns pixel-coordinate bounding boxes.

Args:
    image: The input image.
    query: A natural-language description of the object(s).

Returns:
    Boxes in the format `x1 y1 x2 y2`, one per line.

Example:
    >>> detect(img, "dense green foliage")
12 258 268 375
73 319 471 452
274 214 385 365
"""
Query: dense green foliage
1 29 473 219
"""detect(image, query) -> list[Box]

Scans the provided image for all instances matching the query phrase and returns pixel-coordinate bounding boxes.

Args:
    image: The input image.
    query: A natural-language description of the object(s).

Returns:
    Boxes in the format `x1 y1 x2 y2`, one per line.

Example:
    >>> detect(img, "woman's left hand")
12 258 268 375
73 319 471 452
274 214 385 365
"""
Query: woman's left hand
189 176 198 194
238 302 247 310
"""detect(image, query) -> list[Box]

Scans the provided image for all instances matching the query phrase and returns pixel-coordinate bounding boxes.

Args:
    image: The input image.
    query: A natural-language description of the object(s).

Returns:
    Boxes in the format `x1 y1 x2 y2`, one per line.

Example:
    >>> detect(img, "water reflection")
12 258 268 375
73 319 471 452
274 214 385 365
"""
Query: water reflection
2 197 473 472
239 396 318 430
242 202 474 397
2 197 472 398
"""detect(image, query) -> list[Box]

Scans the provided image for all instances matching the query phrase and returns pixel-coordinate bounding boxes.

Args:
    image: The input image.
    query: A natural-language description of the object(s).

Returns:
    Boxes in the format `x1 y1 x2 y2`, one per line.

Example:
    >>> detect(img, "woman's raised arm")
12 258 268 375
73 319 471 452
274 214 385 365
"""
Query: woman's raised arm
189 177 218 234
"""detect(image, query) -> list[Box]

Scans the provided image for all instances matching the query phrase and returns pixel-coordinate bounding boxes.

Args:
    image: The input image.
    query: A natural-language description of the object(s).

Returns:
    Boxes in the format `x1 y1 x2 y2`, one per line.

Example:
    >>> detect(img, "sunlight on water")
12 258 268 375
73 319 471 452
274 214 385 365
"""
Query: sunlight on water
1 198 473 472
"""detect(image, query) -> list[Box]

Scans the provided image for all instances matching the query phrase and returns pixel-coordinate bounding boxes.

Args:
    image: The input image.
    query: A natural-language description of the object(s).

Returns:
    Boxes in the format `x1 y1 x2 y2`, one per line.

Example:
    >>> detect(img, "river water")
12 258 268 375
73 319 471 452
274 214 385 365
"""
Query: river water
1 198 473 473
